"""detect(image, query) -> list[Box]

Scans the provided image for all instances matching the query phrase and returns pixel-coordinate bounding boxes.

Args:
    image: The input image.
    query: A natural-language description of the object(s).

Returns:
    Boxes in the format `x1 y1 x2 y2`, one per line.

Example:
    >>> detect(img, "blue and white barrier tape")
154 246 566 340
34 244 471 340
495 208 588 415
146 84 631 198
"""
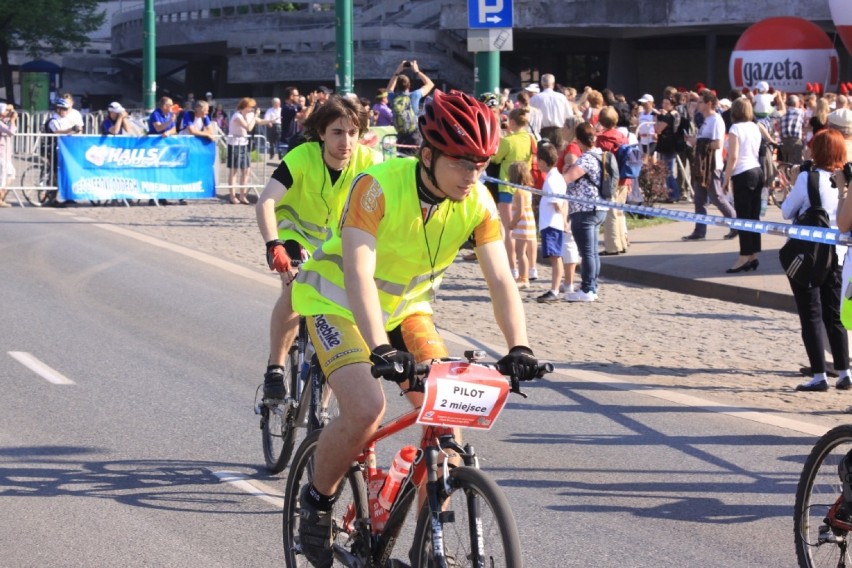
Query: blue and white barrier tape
481 175 852 247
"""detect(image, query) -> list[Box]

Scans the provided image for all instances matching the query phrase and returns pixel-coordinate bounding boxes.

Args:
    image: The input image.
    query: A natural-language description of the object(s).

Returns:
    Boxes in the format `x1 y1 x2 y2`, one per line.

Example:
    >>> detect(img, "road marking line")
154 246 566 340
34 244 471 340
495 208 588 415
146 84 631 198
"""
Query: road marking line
8 352 76 385
212 470 284 508
93 223 277 287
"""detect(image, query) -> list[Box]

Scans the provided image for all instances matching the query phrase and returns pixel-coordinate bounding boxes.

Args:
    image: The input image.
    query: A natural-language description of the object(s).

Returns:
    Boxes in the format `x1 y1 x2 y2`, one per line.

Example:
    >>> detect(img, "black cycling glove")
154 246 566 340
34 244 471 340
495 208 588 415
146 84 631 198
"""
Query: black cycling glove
369 344 416 384
496 346 539 381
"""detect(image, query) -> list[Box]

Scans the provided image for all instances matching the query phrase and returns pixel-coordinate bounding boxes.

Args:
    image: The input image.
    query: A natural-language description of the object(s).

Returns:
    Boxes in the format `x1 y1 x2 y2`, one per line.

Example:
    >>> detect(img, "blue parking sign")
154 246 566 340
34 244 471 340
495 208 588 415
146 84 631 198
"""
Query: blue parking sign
468 0 513 29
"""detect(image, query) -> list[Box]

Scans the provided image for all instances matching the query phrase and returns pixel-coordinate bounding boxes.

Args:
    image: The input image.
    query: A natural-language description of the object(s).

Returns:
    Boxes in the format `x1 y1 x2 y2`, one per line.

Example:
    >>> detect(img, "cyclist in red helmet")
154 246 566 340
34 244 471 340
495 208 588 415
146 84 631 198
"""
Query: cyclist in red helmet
290 89 540 566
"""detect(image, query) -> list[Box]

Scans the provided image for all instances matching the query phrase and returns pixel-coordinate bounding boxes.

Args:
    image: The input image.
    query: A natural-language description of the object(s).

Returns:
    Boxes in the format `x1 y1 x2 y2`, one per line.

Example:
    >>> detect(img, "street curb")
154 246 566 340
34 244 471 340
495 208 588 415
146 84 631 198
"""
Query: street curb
600 262 797 314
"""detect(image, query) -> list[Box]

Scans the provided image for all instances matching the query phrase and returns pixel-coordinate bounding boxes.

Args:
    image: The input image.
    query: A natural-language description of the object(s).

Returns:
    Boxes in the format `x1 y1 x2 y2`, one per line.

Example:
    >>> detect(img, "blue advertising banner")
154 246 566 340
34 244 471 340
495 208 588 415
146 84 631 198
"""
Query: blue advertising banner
58 135 217 201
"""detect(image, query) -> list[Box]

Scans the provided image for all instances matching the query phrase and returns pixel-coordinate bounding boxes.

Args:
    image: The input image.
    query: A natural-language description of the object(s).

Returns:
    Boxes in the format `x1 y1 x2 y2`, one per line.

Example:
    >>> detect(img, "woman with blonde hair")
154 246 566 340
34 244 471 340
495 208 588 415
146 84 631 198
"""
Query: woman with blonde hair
492 107 536 279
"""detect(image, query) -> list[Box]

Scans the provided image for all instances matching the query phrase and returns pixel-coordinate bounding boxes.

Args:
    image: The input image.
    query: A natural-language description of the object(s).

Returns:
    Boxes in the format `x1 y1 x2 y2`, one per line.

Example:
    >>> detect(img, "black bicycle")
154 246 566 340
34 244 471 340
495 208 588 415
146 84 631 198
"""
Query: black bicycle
255 301 338 474
794 425 852 567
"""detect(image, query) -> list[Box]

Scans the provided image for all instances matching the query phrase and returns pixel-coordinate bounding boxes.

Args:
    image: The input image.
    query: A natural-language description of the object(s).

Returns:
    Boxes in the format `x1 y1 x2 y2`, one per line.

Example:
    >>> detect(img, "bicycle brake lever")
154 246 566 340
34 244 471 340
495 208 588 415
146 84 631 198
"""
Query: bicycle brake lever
510 377 528 399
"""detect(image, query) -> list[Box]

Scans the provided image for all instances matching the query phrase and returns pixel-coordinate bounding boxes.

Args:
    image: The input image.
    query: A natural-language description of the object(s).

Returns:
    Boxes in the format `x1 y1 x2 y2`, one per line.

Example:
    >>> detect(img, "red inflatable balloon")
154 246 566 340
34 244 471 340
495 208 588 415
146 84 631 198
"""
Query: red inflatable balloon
830 0 852 55
729 17 839 93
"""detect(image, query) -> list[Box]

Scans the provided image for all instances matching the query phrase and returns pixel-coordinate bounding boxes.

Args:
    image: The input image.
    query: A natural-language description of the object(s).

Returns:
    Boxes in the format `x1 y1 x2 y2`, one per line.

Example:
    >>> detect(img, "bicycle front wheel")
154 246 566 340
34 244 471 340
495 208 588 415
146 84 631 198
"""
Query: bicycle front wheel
795 425 852 567
283 429 368 568
411 466 523 568
262 346 299 473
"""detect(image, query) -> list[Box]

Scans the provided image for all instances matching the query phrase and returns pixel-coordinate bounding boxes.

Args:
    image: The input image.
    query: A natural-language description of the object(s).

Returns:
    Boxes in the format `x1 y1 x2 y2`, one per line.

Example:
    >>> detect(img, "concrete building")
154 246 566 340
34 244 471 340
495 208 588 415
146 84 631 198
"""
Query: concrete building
45 0 850 106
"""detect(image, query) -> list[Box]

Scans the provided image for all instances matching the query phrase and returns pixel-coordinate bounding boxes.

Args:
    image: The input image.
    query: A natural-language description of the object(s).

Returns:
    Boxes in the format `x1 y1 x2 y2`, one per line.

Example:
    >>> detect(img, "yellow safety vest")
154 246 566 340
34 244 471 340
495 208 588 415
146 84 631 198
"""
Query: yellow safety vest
293 158 497 329
275 141 377 253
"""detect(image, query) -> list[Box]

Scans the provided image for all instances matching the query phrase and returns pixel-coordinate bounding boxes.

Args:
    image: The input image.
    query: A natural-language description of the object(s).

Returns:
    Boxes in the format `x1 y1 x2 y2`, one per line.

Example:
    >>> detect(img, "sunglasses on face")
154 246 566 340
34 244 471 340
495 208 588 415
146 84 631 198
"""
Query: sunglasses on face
444 155 490 174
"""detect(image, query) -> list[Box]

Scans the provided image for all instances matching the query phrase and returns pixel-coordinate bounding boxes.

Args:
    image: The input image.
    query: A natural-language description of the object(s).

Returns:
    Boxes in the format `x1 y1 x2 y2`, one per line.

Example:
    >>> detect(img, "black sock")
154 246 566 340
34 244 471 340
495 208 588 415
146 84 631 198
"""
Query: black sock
305 483 336 511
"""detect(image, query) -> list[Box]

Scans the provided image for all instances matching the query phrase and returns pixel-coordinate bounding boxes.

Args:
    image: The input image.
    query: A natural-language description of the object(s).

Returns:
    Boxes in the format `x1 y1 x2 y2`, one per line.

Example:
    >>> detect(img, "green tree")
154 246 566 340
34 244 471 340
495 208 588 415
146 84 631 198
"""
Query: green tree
0 0 105 105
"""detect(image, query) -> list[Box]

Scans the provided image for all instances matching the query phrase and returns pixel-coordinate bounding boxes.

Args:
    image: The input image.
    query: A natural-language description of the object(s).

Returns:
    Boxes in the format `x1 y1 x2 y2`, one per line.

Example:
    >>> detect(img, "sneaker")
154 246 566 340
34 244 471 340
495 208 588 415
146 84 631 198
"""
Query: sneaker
564 290 596 302
511 268 519 279
681 234 705 241
516 279 529 290
0 201 10 208
297 485 333 568
559 283 580 294
837 376 852 390
263 368 286 399
723 229 739 240
529 268 539 281
536 290 560 303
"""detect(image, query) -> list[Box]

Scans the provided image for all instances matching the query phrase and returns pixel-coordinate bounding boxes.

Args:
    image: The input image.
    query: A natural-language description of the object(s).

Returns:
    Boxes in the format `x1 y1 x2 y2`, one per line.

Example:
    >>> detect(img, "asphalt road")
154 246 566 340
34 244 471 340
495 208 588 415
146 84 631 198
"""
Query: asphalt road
0 208 813 567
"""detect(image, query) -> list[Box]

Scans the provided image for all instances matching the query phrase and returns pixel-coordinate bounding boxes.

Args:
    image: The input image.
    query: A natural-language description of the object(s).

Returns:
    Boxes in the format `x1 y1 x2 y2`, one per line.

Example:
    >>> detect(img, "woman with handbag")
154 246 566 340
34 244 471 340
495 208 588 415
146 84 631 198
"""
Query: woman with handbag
781 128 851 392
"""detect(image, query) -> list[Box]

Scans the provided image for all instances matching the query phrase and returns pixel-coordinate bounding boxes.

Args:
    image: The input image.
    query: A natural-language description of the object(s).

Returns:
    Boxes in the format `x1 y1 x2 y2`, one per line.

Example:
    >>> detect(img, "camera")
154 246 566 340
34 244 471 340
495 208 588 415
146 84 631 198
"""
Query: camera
402 60 411 68
844 162 852 183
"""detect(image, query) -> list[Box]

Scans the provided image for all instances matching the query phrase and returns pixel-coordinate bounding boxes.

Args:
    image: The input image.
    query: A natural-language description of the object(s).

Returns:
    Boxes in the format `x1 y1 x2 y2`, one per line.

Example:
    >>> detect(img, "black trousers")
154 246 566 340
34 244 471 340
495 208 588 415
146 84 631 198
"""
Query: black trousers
789 266 849 374
731 167 763 255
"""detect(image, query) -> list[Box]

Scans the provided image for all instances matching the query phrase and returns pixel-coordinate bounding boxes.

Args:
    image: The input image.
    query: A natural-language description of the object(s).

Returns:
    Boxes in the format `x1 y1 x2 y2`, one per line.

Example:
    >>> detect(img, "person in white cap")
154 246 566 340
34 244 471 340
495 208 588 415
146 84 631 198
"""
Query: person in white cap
101 101 129 135
753 81 773 119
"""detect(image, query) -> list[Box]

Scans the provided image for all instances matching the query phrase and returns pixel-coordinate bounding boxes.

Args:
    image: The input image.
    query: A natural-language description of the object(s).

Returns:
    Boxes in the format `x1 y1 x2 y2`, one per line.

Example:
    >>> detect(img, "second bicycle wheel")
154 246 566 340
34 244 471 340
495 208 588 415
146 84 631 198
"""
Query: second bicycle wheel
795 425 852 567
283 429 368 568
411 466 523 568
20 164 55 207
262 346 299 473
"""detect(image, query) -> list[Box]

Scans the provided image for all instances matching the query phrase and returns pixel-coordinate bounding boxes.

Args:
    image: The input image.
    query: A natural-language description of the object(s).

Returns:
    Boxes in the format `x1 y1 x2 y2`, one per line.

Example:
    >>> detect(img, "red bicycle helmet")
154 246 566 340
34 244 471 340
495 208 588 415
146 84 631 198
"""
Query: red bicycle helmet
419 90 500 160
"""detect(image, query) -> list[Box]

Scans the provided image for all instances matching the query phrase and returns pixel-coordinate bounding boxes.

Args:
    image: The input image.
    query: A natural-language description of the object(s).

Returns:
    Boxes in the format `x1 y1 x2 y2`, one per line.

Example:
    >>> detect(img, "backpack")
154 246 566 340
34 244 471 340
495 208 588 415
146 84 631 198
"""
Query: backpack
615 144 643 180
778 170 837 288
591 151 619 200
392 94 417 135
675 107 696 153
529 136 546 189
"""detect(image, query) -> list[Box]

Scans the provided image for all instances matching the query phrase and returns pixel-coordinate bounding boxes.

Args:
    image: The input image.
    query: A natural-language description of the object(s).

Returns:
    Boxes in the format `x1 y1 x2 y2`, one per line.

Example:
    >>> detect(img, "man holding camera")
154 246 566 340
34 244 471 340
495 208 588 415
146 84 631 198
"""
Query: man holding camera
386 59 434 156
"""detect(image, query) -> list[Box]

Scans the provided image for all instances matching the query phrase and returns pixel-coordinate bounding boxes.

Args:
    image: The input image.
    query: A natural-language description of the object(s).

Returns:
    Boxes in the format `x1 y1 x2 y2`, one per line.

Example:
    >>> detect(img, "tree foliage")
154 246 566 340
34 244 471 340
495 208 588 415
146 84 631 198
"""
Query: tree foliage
0 0 105 104
0 0 105 57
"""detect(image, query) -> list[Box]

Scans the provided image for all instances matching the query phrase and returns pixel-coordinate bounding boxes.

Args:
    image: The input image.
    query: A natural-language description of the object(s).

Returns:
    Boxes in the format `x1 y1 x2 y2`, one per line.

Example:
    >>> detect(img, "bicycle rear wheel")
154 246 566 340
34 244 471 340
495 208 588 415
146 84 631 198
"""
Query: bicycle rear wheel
262 346 299 473
411 466 523 568
283 429 368 568
20 164 54 207
795 425 852 567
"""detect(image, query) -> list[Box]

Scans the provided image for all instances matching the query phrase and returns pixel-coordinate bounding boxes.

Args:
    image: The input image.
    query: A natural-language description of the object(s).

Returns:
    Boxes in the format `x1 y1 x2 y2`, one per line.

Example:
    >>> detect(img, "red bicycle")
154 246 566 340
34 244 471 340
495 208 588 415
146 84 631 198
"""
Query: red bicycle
282 350 551 567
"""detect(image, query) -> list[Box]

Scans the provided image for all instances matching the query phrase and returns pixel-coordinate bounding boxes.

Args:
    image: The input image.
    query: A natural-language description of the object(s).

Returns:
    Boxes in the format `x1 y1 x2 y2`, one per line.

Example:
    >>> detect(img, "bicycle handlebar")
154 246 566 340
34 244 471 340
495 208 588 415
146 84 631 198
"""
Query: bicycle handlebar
370 359 553 397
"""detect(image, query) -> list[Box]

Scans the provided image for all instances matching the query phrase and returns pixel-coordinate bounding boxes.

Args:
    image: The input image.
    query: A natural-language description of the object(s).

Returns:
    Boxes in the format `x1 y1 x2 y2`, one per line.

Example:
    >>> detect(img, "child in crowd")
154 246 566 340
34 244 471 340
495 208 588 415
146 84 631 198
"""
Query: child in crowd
508 161 538 289
534 142 568 302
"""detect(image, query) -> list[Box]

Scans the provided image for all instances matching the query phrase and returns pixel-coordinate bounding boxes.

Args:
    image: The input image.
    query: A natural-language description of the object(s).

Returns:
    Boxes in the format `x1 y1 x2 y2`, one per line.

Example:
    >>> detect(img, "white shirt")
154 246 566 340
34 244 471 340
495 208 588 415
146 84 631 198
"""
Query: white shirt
727 121 762 175
782 168 847 264
228 111 255 145
539 167 567 230
67 108 84 129
698 113 725 170
529 89 571 128
264 106 281 126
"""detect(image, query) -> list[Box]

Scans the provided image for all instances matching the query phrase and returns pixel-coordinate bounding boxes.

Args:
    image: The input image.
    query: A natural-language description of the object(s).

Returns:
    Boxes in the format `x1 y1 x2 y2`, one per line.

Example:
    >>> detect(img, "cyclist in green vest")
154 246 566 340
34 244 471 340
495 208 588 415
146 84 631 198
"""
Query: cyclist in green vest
256 95 379 400
290 90 541 567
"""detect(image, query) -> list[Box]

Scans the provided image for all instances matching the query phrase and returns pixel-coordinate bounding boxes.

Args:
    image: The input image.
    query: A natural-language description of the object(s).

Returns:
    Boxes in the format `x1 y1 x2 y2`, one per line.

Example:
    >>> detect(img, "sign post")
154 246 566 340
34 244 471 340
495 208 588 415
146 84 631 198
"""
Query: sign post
468 0 513 97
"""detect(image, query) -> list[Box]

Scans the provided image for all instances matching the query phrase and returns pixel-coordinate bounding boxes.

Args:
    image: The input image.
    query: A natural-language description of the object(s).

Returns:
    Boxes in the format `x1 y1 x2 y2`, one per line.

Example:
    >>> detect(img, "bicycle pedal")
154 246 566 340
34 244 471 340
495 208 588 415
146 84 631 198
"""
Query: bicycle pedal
818 525 845 544
438 510 455 523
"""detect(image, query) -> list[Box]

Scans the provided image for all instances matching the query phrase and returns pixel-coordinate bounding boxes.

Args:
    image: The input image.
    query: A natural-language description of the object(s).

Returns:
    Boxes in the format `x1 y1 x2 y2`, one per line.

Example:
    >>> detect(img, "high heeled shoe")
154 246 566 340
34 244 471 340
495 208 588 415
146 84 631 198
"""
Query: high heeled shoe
726 259 759 273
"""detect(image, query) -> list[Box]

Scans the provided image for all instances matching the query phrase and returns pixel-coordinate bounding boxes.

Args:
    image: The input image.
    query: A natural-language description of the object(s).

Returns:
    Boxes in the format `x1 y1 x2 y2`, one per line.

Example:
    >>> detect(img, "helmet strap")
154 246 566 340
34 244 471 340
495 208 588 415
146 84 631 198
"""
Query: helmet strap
419 146 449 202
